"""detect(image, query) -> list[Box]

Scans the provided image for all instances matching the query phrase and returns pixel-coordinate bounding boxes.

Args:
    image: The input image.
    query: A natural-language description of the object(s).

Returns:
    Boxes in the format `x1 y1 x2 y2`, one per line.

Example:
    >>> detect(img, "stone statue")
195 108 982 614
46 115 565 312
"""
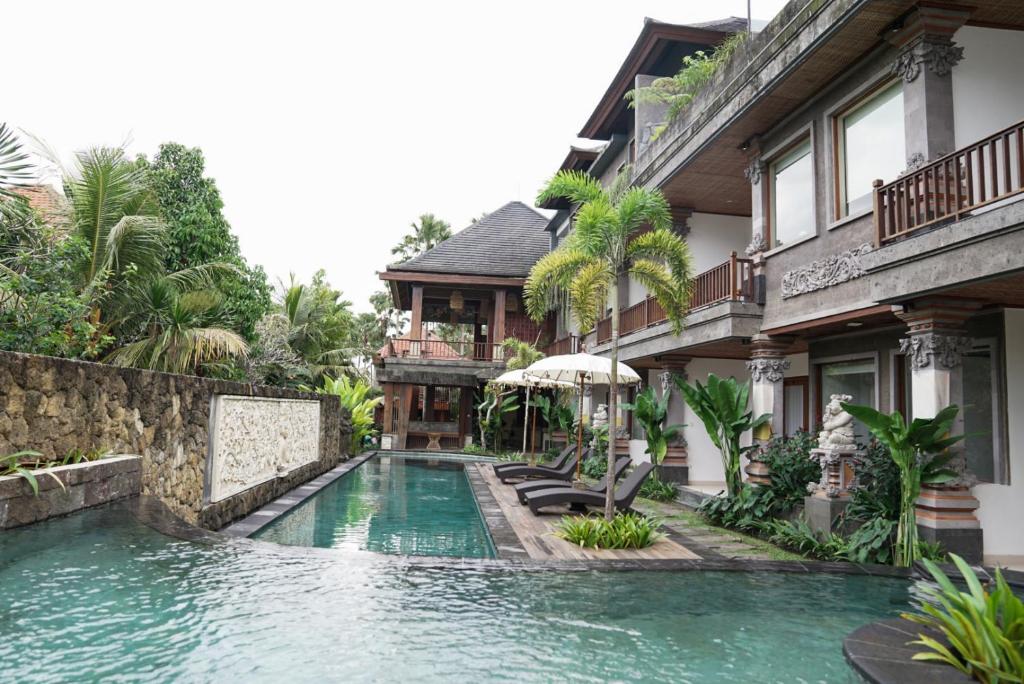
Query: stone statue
591 404 608 432
818 394 855 450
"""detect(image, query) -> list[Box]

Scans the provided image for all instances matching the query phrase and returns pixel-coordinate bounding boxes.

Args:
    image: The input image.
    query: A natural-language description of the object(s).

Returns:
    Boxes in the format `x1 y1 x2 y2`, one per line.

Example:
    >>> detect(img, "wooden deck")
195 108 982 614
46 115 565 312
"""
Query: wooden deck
474 464 700 561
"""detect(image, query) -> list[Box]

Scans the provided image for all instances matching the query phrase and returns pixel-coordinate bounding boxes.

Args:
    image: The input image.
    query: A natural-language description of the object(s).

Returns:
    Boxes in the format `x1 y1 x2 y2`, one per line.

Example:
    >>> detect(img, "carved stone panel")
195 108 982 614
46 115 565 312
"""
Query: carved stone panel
207 395 321 503
781 243 873 299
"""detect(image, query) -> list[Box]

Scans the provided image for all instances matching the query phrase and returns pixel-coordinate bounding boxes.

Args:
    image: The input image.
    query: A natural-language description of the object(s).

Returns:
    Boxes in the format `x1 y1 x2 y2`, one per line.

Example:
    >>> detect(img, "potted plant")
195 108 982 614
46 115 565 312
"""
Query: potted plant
622 386 687 483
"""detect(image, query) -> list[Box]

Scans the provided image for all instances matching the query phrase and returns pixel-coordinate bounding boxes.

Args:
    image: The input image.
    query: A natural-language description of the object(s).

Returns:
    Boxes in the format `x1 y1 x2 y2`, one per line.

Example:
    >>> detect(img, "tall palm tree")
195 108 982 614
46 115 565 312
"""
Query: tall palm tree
64 147 164 319
525 170 694 520
390 213 452 262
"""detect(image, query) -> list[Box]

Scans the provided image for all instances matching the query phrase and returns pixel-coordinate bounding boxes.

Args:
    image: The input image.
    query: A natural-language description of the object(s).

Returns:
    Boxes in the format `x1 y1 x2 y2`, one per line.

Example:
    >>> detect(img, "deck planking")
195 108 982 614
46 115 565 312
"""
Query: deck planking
475 464 700 561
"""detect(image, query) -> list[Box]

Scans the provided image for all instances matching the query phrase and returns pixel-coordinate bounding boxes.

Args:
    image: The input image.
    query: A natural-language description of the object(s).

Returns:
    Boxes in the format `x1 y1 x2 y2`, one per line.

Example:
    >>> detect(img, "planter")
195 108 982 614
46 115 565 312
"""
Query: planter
657 446 689 484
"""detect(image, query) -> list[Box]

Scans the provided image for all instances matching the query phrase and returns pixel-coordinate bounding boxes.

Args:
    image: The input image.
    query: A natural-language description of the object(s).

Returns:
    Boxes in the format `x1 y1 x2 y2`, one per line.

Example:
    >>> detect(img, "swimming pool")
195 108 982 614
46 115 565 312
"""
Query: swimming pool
253 454 496 558
0 504 910 682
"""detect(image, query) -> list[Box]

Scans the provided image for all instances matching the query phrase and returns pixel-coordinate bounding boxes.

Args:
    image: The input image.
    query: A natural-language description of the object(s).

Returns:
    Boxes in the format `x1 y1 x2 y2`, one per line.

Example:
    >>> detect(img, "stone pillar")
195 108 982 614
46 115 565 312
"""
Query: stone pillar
410 285 424 356
884 5 968 169
896 299 983 562
744 335 790 485
743 138 769 304
659 367 689 484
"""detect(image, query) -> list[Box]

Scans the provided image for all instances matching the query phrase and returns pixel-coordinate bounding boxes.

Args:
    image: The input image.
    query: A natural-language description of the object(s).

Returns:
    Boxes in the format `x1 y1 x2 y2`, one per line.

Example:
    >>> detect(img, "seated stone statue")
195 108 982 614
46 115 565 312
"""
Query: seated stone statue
818 394 855 449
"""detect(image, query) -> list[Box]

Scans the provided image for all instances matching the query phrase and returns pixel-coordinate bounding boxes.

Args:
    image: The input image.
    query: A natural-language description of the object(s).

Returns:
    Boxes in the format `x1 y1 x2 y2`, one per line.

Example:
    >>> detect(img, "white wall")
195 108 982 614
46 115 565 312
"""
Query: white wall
681 358 750 484
686 212 751 273
952 27 1024 148
974 308 1024 559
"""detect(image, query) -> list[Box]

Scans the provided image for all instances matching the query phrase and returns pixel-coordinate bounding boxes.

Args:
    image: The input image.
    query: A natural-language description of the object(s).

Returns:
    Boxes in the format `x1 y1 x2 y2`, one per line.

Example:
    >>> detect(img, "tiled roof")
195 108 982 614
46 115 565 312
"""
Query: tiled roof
688 16 750 33
387 201 550 278
10 185 70 228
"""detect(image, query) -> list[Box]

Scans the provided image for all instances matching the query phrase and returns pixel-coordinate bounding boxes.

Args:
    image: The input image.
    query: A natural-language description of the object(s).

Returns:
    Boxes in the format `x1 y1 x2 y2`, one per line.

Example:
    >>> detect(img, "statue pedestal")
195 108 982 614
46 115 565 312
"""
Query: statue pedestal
805 446 860 536
804 496 853 537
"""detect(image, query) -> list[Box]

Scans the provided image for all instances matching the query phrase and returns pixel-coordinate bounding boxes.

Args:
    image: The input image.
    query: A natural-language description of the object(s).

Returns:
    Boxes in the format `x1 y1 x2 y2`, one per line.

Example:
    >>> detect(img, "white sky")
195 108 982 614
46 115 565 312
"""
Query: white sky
6 0 788 312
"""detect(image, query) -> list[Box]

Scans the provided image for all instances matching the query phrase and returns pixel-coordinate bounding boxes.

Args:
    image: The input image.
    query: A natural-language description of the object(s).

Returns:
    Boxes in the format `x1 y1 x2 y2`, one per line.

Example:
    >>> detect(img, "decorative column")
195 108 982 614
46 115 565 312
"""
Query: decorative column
410 285 424 356
744 335 790 485
896 299 983 562
884 5 968 169
744 137 768 305
659 367 689 484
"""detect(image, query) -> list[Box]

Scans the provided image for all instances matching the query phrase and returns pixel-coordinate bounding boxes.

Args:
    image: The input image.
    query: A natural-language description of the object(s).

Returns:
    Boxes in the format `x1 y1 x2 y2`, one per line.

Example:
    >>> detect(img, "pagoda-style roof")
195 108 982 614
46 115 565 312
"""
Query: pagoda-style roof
384 201 550 280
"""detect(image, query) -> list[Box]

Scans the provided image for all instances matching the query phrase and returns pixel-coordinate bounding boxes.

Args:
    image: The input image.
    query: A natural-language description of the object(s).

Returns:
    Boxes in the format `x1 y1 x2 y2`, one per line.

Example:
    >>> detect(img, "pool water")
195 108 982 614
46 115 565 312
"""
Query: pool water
0 505 910 683
253 454 495 558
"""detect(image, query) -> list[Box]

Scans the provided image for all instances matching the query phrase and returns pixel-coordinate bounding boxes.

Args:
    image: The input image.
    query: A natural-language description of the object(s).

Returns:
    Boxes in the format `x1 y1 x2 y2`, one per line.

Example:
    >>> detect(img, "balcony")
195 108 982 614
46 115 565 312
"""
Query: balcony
595 253 755 344
543 334 580 357
382 338 505 363
874 119 1024 245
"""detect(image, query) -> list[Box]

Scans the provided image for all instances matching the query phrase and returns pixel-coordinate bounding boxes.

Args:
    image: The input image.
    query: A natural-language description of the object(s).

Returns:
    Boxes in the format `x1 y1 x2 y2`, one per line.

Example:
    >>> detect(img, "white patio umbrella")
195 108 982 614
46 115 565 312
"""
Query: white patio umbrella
492 369 576 460
523 353 642 482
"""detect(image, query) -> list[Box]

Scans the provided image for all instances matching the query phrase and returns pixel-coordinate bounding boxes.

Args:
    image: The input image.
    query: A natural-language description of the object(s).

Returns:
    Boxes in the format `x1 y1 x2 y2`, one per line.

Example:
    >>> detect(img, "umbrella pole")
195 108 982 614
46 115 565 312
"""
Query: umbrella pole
530 394 538 464
522 385 530 458
575 372 585 484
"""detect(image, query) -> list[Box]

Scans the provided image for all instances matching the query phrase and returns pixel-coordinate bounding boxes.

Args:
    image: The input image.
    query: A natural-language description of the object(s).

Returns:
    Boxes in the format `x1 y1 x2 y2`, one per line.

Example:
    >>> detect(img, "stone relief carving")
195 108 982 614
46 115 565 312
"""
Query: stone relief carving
899 333 972 370
659 371 673 395
743 159 764 185
744 232 768 256
892 39 964 82
208 395 321 502
781 243 873 299
746 357 790 383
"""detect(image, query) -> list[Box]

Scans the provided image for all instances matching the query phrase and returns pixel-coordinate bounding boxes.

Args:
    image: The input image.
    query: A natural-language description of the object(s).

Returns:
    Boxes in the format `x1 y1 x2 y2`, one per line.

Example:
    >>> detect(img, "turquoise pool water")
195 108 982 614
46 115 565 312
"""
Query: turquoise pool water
0 505 910 683
253 454 495 558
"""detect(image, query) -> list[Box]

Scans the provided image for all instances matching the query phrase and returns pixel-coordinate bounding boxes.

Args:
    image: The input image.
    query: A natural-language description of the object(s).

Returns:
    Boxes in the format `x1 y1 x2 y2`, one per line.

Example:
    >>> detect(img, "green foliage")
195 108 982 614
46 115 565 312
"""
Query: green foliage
904 555 1024 682
845 517 897 565
699 484 781 534
555 511 663 550
313 376 383 455
842 402 963 567
391 213 452 262
582 425 610 479
847 440 901 522
276 270 355 384
476 387 519 452
140 143 271 342
759 431 820 511
762 517 849 560
626 32 747 126
0 450 44 495
501 337 544 371
622 385 683 466
676 373 771 497
1 448 110 496
639 476 678 502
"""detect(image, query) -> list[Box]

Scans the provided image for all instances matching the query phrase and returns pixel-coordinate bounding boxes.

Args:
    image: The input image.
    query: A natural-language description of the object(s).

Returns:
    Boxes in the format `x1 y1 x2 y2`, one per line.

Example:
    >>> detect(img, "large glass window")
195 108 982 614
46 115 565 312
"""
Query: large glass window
840 82 905 216
820 359 876 442
771 139 814 247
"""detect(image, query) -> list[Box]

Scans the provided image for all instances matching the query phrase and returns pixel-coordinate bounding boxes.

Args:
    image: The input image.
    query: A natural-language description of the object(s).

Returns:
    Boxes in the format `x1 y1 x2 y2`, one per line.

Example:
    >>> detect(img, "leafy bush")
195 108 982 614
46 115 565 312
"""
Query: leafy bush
555 512 663 550
699 484 780 534
622 386 683 465
763 518 849 560
845 517 897 565
0 448 110 496
640 476 678 502
582 450 607 479
847 440 901 522
313 376 382 455
461 444 490 457
760 431 820 511
904 554 1024 682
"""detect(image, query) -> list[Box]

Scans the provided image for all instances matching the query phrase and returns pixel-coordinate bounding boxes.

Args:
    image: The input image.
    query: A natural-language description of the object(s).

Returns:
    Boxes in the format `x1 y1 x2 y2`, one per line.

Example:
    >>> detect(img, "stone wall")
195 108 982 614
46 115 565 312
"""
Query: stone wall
0 351 350 529
0 455 141 529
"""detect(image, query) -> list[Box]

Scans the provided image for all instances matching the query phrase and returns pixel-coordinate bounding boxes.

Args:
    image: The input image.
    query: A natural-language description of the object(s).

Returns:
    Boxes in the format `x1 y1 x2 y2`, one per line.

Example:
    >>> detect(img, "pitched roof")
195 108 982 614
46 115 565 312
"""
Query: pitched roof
387 201 550 278
9 185 70 228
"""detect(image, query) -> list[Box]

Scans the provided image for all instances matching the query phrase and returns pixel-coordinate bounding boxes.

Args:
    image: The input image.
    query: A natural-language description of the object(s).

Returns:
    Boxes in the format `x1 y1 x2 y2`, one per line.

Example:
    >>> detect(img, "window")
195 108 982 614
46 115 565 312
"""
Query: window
783 377 809 436
770 139 814 247
819 358 876 442
839 82 905 216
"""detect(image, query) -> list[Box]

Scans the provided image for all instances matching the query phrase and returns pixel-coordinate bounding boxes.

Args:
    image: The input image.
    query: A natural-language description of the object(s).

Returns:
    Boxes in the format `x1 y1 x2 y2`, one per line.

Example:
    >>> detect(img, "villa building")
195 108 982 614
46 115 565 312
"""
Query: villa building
376 1 1024 565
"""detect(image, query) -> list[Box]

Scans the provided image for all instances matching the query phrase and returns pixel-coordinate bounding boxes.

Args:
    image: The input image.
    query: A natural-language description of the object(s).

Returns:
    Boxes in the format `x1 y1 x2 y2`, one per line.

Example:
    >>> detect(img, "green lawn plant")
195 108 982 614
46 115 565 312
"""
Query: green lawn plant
314 376 383 455
904 554 1024 683
555 511 663 550
676 373 770 498
842 402 963 567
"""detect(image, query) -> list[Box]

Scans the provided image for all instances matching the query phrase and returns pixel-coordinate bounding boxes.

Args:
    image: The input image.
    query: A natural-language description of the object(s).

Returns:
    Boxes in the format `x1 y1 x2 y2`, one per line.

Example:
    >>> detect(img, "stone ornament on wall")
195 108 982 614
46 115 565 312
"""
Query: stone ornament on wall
781 243 873 299
898 333 972 370
743 159 764 185
746 357 790 383
892 38 964 82
744 232 767 256
208 395 321 503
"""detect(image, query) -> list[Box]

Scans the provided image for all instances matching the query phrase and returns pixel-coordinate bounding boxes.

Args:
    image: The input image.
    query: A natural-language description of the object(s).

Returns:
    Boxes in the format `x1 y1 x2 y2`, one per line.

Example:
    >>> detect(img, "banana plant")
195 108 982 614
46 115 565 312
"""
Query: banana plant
310 376 383 455
841 402 961 567
675 373 770 497
622 386 684 469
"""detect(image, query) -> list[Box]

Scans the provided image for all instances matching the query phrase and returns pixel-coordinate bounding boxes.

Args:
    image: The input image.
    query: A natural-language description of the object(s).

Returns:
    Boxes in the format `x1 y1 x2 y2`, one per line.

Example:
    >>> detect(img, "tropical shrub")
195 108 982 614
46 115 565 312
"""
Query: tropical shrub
314 376 382 455
759 431 820 511
555 511 663 550
0 450 45 495
476 387 518 452
0 448 109 496
846 440 901 522
844 517 897 565
581 424 609 479
842 403 963 567
904 554 1024 682
639 477 678 502
622 385 684 466
700 484 780 533
762 517 849 560
676 373 771 497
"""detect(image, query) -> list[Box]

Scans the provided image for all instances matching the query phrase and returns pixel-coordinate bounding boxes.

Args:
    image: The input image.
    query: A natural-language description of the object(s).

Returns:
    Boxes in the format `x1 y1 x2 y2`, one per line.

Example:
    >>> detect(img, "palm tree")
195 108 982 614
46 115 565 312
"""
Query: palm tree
390 213 452 262
279 271 354 382
64 147 164 320
106 272 247 374
525 169 694 520
501 337 543 371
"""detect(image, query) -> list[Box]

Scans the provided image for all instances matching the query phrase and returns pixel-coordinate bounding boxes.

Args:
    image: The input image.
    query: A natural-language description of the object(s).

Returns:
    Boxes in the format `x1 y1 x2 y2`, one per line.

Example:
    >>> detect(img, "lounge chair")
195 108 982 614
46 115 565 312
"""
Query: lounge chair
525 461 655 515
513 456 632 504
492 444 574 475
496 450 585 484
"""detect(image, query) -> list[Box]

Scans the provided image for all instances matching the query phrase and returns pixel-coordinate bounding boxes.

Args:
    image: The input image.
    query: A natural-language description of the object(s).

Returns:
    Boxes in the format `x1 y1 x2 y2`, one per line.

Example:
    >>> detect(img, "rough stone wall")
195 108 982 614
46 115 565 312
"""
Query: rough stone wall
0 351 350 529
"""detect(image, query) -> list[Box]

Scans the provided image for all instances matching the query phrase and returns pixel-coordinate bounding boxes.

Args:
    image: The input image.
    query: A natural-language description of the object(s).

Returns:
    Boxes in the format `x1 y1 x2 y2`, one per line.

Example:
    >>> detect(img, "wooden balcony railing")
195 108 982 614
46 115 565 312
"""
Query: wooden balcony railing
874 119 1024 245
544 334 579 357
385 338 505 362
594 253 753 344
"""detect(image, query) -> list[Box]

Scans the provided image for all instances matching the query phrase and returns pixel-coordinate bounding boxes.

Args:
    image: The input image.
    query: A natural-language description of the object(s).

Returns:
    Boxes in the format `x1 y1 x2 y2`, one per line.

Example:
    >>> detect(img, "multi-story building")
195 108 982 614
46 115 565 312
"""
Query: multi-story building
378 2 1024 564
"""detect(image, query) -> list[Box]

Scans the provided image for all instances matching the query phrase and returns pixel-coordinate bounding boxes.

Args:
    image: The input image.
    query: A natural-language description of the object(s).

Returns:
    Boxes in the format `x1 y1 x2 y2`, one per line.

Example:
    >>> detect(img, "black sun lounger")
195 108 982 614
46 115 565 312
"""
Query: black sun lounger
525 461 655 515
513 456 631 504
492 444 574 476
496 450 585 484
